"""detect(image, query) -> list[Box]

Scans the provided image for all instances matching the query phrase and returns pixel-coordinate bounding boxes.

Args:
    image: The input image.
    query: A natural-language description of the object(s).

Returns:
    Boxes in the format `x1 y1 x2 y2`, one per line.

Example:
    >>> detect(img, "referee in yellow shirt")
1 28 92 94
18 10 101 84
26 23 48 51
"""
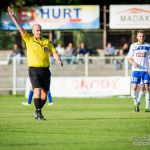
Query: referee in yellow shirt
7 6 63 120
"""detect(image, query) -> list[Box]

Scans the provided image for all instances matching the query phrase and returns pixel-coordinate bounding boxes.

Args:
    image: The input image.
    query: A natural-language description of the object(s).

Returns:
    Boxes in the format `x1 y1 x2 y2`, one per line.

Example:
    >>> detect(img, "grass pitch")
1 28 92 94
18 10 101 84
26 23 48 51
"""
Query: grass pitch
0 96 150 150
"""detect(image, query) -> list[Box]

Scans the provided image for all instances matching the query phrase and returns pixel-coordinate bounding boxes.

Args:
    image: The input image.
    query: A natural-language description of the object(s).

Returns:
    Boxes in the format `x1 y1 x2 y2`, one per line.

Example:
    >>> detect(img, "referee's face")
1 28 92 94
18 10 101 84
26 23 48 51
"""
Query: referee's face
32 24 42 38
137 33 145 44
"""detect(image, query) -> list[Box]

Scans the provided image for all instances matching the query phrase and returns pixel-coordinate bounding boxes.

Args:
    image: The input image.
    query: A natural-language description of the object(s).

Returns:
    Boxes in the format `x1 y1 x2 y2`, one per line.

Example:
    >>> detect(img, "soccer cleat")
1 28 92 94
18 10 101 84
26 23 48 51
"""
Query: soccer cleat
36 115 46 121
22 102 31 105
35 109 46 121
145 108 150 112
135 104 140 112
34 110 38 118
48 102 53 106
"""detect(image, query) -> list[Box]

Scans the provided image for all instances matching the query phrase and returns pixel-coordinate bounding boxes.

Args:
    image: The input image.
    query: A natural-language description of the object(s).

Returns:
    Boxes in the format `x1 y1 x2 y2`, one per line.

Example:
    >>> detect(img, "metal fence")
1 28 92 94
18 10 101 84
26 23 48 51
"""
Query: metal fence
0 55 130 95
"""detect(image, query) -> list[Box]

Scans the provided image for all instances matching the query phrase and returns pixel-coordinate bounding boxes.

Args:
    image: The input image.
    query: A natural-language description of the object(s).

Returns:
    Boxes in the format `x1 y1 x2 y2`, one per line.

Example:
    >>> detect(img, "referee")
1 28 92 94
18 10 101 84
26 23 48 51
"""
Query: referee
7 6 63 120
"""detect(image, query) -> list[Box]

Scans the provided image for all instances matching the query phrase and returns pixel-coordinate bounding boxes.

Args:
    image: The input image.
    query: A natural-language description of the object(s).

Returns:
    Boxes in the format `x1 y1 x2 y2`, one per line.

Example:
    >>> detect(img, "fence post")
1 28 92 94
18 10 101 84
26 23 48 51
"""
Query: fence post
12 57 17 95
85 54 88 77
125 57 128 77
103 5 107 52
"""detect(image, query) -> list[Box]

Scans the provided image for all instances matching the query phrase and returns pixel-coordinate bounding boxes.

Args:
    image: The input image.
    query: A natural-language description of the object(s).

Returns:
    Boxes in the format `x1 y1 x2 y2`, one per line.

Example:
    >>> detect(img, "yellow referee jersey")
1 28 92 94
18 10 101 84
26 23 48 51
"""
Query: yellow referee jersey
22 31 57 67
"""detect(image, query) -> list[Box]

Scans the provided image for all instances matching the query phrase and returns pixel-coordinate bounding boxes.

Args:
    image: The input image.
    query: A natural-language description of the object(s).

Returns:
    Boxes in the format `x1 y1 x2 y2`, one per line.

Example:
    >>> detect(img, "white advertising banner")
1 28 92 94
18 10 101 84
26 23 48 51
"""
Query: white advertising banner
50 77 131 97
109 5 150 29
1 5 100 30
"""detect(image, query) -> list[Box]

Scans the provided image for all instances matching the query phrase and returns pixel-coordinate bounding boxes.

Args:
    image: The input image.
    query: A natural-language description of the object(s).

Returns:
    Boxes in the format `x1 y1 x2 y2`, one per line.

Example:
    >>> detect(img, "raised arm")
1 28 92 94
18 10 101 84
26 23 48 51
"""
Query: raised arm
7 6 25 36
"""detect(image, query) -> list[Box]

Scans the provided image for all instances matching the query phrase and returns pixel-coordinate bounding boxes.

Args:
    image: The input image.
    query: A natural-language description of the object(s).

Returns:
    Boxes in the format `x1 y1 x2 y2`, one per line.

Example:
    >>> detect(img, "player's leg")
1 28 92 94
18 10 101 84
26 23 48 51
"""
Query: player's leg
33 88 43 119
131 71 140 112
47 90 53 105
29 68 44 120
137 84 145 105
36 67 51 120
22 88 33 105
144 84 150 112
136 84 145 112
28 90 33 104
131 83 139 111
41 88 47 109
142 72 150 112
131 84 138 105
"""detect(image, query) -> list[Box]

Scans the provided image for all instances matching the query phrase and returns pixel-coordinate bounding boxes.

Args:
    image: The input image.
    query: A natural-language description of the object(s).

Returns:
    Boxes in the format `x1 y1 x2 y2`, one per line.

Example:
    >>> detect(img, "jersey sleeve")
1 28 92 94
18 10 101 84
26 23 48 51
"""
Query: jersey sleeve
128 44 134 59
49 42 58 54
21 31 30 43
148 44 150 63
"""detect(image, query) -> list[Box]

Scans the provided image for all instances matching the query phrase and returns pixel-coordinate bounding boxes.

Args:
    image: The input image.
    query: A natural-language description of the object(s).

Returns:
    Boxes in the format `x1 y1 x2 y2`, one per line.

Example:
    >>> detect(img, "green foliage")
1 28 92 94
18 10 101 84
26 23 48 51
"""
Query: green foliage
0 0 149 11
0 31 16 50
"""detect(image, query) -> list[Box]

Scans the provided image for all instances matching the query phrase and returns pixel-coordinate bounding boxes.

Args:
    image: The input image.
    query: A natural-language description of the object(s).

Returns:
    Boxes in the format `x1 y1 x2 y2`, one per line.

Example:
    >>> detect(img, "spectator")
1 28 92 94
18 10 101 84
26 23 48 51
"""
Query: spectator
78 42 89 55
122 43 129 56
10 33 26 64
114 48 124 70
56 43 65 59
104 42 115 64
65 42 76 64
88 46 99 57
114 43 130 70
8 43 21 64
77 42 89 64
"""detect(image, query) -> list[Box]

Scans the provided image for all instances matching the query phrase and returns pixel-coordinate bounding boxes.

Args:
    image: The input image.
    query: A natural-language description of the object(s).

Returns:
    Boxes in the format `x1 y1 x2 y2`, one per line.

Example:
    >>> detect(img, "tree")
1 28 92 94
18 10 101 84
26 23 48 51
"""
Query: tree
0 0 149 11
0 0 82 10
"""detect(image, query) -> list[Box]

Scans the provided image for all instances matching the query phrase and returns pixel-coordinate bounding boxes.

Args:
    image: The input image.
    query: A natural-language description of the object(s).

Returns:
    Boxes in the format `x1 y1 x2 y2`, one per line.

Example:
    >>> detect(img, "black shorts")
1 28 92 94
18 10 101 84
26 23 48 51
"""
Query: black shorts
28 67 51 91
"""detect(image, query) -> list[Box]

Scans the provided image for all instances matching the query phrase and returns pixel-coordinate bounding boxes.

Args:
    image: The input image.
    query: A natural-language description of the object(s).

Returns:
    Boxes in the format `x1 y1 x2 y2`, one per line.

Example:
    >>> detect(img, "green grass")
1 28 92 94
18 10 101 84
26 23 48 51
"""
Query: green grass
0 96 150 150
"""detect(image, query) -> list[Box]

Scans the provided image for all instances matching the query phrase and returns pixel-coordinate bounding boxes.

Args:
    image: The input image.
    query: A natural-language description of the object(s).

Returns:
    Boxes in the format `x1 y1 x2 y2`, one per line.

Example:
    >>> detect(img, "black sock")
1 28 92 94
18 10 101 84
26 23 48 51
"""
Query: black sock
34 98 42 110
41 99 47 108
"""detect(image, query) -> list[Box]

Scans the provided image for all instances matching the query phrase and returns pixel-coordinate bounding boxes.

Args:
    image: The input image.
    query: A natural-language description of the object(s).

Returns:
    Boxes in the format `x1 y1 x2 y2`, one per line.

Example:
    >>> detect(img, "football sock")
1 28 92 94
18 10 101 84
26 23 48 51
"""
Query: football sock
131 89 137 105
34 98 42 110
41 99 47 108
145 91 150 109
28 90 33 104
137 90 144 104
47 91 52 103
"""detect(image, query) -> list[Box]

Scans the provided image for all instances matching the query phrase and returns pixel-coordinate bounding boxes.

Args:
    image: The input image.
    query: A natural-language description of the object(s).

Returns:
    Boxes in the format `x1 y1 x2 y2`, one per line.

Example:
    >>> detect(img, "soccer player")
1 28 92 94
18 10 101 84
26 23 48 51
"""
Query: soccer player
128 30 150 112
22 90 53 105
7 6 63 120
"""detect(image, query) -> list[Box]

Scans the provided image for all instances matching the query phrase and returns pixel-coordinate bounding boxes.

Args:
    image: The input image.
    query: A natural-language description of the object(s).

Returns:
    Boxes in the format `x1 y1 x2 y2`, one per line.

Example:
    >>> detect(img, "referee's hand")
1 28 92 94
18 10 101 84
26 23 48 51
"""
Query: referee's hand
57 60 63 67
7 6 15 17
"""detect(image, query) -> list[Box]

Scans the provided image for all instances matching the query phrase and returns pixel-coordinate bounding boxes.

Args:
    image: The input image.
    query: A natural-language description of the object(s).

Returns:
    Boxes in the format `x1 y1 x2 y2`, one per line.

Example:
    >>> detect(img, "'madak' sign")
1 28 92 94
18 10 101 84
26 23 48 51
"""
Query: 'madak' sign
1 5 100 30
109 5 150 29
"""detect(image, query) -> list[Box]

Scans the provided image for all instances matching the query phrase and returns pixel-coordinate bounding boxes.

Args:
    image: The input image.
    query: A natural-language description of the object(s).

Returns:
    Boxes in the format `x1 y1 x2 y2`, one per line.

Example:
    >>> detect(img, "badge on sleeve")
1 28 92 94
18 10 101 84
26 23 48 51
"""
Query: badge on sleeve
44 47 49 52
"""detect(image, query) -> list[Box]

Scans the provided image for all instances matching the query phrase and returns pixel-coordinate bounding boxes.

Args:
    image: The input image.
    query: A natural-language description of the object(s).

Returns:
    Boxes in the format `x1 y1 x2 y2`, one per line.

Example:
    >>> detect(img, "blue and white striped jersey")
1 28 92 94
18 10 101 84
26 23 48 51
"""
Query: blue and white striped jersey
128 42 150 71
